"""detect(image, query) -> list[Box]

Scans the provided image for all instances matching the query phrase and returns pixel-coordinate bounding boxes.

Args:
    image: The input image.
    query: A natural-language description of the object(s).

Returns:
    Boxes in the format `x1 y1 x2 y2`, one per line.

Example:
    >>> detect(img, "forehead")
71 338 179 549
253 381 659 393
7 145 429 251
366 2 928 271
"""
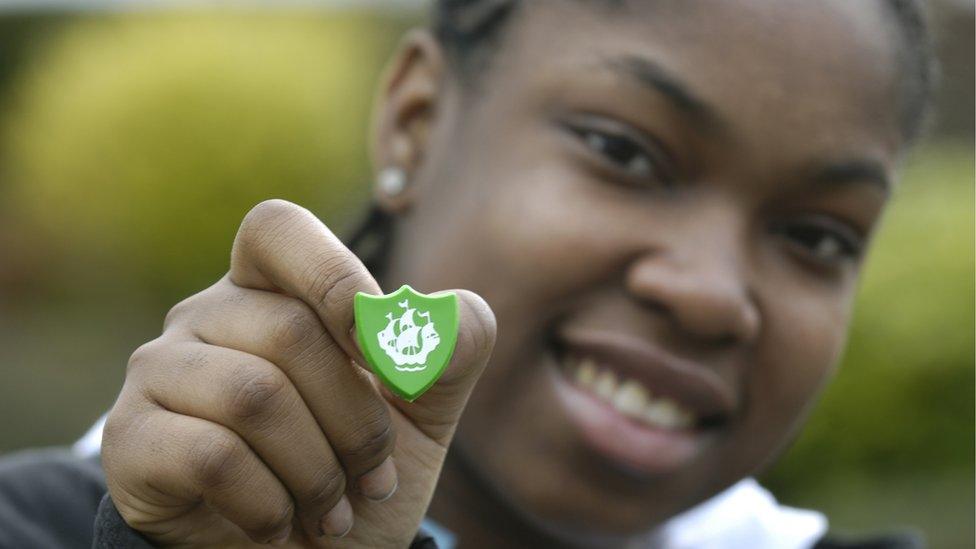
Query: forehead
483 0 903 164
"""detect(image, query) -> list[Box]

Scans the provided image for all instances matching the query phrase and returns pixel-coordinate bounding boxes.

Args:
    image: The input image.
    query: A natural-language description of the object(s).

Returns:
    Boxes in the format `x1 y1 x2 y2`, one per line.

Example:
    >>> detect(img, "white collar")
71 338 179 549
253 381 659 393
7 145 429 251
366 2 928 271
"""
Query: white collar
649 478 826 549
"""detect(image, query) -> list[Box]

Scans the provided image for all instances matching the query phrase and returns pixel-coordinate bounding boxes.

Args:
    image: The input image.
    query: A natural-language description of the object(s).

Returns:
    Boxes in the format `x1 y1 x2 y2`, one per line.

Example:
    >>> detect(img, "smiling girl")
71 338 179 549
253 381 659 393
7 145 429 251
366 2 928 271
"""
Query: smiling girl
0 1 936 548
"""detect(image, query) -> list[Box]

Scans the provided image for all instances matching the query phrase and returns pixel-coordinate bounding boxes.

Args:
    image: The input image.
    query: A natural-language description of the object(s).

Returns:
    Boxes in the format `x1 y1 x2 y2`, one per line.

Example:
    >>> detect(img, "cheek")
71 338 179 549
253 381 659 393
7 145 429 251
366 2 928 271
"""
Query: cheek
442 167 620 388
731 287 853 475
477 165 643 312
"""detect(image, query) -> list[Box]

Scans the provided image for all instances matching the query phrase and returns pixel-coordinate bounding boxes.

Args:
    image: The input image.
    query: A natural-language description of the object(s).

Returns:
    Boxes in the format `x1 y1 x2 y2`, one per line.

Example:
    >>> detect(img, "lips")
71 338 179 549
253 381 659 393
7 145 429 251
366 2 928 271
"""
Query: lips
549 327 737 475
557 328 738 423
567 355 697 430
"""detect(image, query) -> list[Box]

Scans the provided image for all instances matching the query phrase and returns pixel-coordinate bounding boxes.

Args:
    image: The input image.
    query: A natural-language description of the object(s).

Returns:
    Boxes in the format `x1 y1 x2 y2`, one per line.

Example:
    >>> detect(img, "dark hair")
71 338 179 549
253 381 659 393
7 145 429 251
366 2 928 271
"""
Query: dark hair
885 0 938 143
349 0 938 270
433 0 937 143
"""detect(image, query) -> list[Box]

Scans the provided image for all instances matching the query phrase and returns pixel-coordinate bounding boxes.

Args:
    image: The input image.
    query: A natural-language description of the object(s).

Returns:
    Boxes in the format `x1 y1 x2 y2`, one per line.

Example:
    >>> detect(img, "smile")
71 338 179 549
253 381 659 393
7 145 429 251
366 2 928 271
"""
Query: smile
565 355 695 431
549 328 737 476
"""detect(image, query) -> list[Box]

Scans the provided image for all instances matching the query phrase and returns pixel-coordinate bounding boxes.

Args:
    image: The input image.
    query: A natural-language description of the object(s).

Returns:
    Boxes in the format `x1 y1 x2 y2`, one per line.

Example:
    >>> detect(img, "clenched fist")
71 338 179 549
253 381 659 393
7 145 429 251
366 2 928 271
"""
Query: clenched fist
101 200 496 547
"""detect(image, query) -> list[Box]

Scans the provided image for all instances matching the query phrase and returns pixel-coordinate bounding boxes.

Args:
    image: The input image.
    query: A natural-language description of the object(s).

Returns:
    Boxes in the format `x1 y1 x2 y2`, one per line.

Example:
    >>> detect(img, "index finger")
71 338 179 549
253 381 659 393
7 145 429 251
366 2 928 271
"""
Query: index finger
228 199 381 363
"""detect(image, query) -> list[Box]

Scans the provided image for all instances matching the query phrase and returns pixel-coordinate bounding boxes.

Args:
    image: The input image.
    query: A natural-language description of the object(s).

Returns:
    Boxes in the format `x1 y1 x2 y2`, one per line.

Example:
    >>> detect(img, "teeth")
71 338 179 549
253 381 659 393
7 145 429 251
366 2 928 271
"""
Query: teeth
612 380 648 417
564 354 697 430
593 369 618 400
576 358 598 387
643 399 694 430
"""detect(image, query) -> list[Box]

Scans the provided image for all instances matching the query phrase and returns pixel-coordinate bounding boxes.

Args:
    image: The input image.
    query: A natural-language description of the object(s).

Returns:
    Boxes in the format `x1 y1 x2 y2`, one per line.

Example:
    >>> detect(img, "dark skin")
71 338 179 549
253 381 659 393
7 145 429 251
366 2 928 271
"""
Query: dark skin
376 0 900 545
102 0 908 547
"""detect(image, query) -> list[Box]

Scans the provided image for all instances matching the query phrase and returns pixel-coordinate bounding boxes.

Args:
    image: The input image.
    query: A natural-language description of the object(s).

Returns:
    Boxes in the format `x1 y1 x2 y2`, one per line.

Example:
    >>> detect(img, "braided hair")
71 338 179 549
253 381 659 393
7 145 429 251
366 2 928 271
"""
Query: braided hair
349 0 938 271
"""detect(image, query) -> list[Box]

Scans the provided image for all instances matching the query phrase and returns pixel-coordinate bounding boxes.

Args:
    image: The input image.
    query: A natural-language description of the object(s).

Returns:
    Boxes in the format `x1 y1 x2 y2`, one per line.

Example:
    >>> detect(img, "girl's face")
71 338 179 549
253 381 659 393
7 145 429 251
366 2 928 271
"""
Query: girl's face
377 0 903 538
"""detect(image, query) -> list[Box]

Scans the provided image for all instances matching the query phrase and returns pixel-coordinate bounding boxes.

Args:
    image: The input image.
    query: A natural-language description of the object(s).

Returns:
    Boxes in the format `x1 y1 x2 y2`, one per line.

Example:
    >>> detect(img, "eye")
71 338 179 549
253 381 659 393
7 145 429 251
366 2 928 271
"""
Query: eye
774 217 865 267
564 120 674 187
580 129 651 176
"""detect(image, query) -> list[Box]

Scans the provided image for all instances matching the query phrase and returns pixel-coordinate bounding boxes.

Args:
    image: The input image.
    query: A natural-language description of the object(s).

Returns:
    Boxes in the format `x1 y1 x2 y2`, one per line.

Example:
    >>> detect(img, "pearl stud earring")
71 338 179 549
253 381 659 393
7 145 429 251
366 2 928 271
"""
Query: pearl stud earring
378 167 407 197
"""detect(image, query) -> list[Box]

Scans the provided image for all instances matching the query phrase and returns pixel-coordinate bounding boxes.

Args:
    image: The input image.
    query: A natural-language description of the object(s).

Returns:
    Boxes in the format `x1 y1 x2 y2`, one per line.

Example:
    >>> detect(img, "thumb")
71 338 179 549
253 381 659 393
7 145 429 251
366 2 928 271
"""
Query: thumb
385 289 496 446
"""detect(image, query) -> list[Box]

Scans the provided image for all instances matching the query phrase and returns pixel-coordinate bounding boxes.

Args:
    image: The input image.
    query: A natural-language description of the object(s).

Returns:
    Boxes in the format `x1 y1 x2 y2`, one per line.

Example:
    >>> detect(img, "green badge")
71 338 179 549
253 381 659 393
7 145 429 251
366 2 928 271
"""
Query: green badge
354 285 459 401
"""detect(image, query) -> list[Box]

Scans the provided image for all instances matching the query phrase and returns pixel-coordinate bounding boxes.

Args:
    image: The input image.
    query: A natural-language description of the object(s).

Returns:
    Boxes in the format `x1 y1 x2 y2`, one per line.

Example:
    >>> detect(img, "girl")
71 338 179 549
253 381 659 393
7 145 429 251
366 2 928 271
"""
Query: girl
0 1 935 547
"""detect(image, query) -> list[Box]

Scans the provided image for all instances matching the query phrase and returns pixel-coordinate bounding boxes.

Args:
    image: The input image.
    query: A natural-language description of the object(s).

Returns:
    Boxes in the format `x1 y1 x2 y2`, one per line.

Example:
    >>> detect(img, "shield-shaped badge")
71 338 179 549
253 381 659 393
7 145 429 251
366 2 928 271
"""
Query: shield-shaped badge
354 285 459 401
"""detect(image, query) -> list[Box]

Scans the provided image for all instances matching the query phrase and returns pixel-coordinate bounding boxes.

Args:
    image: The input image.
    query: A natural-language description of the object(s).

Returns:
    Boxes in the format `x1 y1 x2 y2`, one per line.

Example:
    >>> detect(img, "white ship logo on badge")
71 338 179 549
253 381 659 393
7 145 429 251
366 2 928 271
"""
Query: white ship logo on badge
376 299 441 372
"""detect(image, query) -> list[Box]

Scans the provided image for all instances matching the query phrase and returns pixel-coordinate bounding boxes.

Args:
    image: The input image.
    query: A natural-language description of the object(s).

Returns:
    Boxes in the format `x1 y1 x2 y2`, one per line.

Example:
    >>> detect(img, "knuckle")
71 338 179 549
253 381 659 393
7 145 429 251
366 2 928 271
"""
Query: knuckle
247 501 295 542
102 413 158 509
101 407 131 454
111 493 155 530
189 430 248 491
306 255 363 312
103 398 152 446
226 366 290 425
270 300 320 353
126 340 160 376
343 409 395 464
301 466 347 511
163 294 198 330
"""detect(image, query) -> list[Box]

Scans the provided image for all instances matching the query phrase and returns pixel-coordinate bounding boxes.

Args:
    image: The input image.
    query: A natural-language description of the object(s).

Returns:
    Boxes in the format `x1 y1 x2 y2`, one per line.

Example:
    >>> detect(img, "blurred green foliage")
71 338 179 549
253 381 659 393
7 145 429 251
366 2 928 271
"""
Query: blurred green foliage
1 14 402 304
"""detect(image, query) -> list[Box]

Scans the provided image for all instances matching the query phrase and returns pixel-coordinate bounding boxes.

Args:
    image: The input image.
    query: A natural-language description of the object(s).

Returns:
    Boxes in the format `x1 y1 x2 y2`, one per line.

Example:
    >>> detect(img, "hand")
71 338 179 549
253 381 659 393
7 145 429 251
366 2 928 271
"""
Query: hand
101 200 496 547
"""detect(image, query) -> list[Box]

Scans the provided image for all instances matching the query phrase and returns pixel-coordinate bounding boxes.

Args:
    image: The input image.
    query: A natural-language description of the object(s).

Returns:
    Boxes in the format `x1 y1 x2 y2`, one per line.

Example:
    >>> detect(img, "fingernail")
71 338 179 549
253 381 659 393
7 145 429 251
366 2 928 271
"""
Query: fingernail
358 457 398 502
268 525 290 546
320 495 353 538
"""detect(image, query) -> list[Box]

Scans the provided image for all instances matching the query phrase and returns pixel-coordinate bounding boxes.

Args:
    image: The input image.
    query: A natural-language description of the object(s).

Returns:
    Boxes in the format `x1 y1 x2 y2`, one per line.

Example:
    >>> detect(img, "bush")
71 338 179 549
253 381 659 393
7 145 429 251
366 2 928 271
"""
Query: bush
1 13 402 302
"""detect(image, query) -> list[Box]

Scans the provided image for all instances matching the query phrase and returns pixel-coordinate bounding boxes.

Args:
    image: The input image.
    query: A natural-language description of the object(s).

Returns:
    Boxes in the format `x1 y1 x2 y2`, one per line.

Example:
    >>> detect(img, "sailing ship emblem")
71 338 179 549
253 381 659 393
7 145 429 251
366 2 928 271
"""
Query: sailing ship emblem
377 299 441 371
355 285 459 401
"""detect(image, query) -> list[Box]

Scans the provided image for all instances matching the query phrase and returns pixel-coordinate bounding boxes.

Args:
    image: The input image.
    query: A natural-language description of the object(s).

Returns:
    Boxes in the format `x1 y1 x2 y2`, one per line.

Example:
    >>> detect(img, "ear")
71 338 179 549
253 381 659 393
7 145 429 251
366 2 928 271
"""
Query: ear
370 29 446 214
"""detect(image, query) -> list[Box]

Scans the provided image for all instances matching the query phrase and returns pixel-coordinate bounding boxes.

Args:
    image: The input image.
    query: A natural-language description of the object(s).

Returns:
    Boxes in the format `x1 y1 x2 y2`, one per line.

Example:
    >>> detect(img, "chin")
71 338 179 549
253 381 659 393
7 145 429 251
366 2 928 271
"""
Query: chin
457 379 732 542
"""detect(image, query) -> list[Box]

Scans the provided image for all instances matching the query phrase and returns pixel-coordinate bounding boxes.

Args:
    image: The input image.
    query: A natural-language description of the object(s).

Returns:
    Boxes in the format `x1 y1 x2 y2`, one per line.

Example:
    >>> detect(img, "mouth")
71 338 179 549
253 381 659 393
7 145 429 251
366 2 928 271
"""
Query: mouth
548 328 737 476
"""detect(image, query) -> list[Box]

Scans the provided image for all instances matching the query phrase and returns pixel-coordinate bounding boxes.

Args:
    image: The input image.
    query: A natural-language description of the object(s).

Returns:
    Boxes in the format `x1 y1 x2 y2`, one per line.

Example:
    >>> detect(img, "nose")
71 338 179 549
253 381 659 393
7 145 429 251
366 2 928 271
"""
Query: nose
624 245 760 348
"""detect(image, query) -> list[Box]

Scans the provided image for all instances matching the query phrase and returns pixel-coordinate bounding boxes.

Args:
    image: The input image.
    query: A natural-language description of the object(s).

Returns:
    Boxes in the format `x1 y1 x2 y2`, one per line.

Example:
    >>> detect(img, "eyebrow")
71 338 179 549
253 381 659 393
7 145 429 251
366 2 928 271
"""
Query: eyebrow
610 55 726 132
607 55 891 195
809 159 892 195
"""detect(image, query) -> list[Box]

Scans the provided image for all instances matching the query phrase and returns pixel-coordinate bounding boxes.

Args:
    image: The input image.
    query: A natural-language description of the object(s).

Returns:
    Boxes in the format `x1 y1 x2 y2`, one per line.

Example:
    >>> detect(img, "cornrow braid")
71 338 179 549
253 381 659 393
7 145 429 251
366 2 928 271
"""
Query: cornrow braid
433 0 518 75
886 0 938 143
